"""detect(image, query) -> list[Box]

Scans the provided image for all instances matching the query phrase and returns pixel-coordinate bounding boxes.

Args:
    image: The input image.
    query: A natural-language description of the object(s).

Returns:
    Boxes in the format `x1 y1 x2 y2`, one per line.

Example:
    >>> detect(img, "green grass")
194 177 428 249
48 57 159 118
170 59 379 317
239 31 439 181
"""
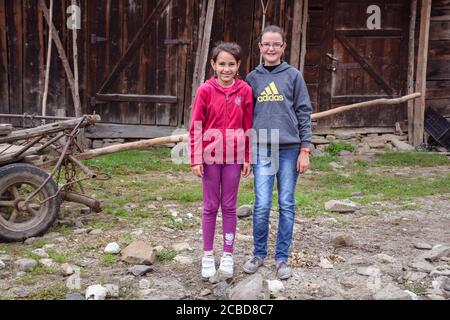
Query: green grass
156 249 177 263
29 283 69 300
375 152 449 167
326 142 355 156
83 149 190 175
101 254 118 266
310 155 337 171
46 249 68 264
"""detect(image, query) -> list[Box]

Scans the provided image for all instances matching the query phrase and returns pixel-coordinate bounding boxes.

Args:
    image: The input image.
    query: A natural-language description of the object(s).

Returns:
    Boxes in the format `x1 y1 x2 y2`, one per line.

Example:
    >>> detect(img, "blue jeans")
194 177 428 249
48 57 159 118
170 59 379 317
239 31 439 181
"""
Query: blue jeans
253 146 300 263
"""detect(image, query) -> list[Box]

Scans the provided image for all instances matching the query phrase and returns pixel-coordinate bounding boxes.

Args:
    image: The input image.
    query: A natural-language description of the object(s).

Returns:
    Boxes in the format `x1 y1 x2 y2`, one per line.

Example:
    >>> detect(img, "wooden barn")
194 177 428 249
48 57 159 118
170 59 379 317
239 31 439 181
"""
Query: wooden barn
0 0 449 145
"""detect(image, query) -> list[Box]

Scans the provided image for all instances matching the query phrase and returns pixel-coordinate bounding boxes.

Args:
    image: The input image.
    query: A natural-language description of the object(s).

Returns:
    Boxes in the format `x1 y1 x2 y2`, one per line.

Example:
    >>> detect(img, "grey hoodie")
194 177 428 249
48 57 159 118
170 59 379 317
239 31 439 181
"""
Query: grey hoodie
246 62 312 149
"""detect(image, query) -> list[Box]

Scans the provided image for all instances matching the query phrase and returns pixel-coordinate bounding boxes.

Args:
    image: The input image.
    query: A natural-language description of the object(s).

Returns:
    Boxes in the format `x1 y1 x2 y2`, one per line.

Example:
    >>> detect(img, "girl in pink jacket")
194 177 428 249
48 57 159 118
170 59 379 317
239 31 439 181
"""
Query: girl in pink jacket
189 42 253 279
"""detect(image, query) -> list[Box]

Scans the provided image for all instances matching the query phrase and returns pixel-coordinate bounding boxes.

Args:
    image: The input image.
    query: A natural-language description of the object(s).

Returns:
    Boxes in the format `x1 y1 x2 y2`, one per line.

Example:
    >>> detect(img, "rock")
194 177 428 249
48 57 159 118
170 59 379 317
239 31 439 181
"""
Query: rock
430 269 450 277
153 246 165 253
66 274 81 290
172 242 192 253
237 205 253 218
65 293 85 300
404 271 428 282
414 242 433 250
229 274 270 300
156 196 163 202
311 149 325 157
80 207 92 215
200 289 212 297
160 226 175 233
391 139 415 152
405 290 419 300
139 279 152 290
325 200 360 213
319 257 334 269
121 240 157 265
357 266 381 277
432 277 450 291
419 245 450 262
73 228 89 235
0 260 5 270
351 192 365 198
24 237 37 245
213 281 230 298
85 285 108 300
312 136 329 144
32 249 49 259
89 229 103 235
61 263 75 276
266 280 285 295
210 269 233 284
39 259 57 268
43 232 61 240
408 260 435 273
0 254 12 263
104 243 121 255
333 235 354 248
334 131 356 140
43 244 56 250
14 259 37 272
373 284 412 300
173 255 194 265
127 265 154 277
374 254 396 264
147 204 157 210
104 284 120 298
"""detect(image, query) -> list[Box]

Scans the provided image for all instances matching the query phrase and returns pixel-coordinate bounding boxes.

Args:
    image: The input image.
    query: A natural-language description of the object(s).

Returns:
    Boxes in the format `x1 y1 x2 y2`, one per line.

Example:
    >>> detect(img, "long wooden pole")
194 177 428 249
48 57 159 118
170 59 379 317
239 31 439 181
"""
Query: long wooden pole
71 0 82 117
198 0 215 85
290 0 304 69
42 0 53 121
299 0 309 74
413 0 432 147
408 0 418 145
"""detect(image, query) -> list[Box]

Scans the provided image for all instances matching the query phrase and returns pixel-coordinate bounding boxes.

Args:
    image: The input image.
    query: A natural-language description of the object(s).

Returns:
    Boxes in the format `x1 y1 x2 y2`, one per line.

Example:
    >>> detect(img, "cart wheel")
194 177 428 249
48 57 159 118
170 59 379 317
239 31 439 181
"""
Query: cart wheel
0 163 61 242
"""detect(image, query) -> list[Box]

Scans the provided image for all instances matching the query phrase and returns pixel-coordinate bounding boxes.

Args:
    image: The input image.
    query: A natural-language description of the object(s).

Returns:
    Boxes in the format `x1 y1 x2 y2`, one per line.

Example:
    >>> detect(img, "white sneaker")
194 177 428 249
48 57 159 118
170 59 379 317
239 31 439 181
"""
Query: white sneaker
201 255 216 278
219 254 234 276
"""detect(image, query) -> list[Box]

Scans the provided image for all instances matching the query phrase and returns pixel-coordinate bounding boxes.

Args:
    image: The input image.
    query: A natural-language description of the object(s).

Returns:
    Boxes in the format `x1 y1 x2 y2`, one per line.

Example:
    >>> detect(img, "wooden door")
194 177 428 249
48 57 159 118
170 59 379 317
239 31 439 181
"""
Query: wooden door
87 0 188 129
319 0 410 127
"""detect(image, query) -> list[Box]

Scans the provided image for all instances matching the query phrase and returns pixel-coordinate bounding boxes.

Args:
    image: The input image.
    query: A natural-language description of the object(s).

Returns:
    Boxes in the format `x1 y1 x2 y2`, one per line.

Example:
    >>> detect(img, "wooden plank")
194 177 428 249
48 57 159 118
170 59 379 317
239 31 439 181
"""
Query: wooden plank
430 21 450 40
290 0 304 69
0 0 9 122
408 0 418 144
6 1 23 125
23 0 42 117
95 94 178 104
0 124 12 135
413 0 433 147
318 0 334 116
98 0 172 94
177 0 188 127
300 0 309 73
427 60 450 80
84 123 178 139
335 32 395 96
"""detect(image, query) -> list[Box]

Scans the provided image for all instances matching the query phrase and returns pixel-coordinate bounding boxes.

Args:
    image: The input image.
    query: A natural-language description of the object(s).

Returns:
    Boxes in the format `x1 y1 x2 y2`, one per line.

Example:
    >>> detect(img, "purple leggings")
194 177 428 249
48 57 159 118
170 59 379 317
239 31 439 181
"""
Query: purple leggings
202 164 242 254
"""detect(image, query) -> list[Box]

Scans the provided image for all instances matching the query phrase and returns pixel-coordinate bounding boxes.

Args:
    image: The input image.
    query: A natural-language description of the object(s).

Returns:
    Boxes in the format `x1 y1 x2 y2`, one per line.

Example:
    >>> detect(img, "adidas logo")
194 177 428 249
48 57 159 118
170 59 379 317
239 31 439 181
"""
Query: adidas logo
257 82 285 103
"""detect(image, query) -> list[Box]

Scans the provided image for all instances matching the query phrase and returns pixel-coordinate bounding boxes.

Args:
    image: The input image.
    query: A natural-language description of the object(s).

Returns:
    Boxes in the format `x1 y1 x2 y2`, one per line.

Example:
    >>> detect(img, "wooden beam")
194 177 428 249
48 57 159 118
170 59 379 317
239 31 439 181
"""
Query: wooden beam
290 0 304 69
191 0 207 107
84 123 178 139
413 0 433 147
299 0 309 74
95 94 178 104
408 0 418 145
98 0 171 94
198 0 215 85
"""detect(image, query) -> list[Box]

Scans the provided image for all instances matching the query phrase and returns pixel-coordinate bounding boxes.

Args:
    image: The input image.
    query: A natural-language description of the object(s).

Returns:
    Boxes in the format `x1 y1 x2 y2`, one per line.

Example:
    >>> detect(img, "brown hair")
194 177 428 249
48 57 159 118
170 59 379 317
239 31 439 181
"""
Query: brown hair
258 25 287 43
211 42 243 63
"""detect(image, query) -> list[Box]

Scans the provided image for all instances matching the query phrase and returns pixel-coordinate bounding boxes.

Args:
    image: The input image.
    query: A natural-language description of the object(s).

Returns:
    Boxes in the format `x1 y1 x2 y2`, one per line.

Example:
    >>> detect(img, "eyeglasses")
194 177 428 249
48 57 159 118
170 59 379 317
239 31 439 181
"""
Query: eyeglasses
260 42 284 49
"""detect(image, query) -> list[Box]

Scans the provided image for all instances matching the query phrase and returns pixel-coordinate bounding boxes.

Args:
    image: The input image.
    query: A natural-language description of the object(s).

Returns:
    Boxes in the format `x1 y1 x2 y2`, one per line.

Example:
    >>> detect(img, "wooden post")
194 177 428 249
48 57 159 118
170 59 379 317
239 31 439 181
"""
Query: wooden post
290 0 304 69
413 0 432 147
408 0 418 145
190 0 207 108
71 0 82 117
299 0 309 74
42 0 53 121
198 0 215 85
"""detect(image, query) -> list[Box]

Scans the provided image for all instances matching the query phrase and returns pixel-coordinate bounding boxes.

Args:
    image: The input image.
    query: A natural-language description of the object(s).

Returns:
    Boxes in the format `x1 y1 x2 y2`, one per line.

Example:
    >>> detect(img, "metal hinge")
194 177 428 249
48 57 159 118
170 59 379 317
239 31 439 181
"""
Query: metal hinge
91 34 108 44
164 39 190 45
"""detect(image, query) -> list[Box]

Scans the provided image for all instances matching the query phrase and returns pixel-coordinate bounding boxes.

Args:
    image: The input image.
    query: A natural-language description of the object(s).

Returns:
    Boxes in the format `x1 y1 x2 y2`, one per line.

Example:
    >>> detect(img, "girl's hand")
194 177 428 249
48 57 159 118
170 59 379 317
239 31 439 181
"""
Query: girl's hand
242 163 252 178
192 165 204 178
297 152 310 174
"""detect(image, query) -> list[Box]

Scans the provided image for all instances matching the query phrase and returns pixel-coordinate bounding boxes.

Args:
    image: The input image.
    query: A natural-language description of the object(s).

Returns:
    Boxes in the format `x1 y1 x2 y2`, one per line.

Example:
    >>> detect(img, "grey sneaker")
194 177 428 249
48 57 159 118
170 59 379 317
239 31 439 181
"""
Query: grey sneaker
243 257 264 274
276 261 292 280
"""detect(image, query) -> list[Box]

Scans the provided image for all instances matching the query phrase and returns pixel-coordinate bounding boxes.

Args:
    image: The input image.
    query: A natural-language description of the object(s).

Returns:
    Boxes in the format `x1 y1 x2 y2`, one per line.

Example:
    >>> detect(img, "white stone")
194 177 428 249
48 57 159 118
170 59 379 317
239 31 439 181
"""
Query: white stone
357 266 381 277
374 254 396 264
32 249 49 259
325 200 360 213
414 242 432 250
39 259 57 268
85 285 108 300
104 243 121 255
173 255 194 265
391 139 415 151
172 242 192 252
0 260 5 270
319 257 334 269
266 280 285 295
61 263 75 276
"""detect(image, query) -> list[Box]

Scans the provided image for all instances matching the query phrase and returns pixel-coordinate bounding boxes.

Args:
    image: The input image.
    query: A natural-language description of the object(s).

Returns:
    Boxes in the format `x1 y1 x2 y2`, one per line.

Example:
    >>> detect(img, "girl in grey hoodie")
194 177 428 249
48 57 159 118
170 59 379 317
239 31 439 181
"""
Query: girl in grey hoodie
244 25 313 280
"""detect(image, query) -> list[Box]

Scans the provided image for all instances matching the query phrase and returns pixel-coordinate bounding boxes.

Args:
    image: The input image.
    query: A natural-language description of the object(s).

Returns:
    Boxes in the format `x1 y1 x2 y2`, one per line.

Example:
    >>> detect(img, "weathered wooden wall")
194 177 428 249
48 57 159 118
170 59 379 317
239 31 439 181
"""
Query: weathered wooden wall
0 0 449 136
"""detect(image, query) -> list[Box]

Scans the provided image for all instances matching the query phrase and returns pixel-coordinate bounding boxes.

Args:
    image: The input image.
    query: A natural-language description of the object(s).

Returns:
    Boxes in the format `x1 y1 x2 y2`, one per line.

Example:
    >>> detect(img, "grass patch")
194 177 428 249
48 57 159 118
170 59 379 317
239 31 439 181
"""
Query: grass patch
326 142 355 156
375 152 449 167
403 282 427 295
29 283 68 300
310 155 337 171
101 254 118 266
156 249 177 263
46 249 68 264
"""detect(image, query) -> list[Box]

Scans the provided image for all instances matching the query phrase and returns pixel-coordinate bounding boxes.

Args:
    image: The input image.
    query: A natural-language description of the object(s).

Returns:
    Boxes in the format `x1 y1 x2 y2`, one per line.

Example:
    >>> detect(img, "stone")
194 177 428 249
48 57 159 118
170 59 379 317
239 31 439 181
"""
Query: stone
85 285 108 300
121 240 157 265
172 242 192 253
14 259 37 272
0 260 5 270
210 269 233 284
160 226 175 233
408 260 435 273
66 274 81 290
404 271 428 282
80 207 92 215
432 277 450 291
237 205 253 218
229 274 270 300
420 245 450 262
0 254 11 263
266 280 285 295
89 229 103 235
319 257 334 269
391 139 415 152
357 266 381 277
373 284 412 300
414 242 433 250
104 243 121 255
333 235 354 248
32 249 49 259
24 237 37 245
325 200 360 213
312 136 329 145
127 265 154 277
213 281 230 298
139 279 152 290
334 131 356 140
73 228 89 235
174 255 194 265
200 289 212 297
430 269 450 277
374 254 396 264
92 140 103 149
104 284 120 298
61 263 75 276
65 293 85 300
39 259 57 268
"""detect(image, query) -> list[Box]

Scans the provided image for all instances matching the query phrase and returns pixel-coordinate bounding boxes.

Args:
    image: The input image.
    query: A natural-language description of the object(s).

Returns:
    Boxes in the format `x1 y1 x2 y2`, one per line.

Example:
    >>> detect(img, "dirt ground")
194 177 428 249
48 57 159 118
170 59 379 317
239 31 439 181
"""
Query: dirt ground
0 167 449 300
